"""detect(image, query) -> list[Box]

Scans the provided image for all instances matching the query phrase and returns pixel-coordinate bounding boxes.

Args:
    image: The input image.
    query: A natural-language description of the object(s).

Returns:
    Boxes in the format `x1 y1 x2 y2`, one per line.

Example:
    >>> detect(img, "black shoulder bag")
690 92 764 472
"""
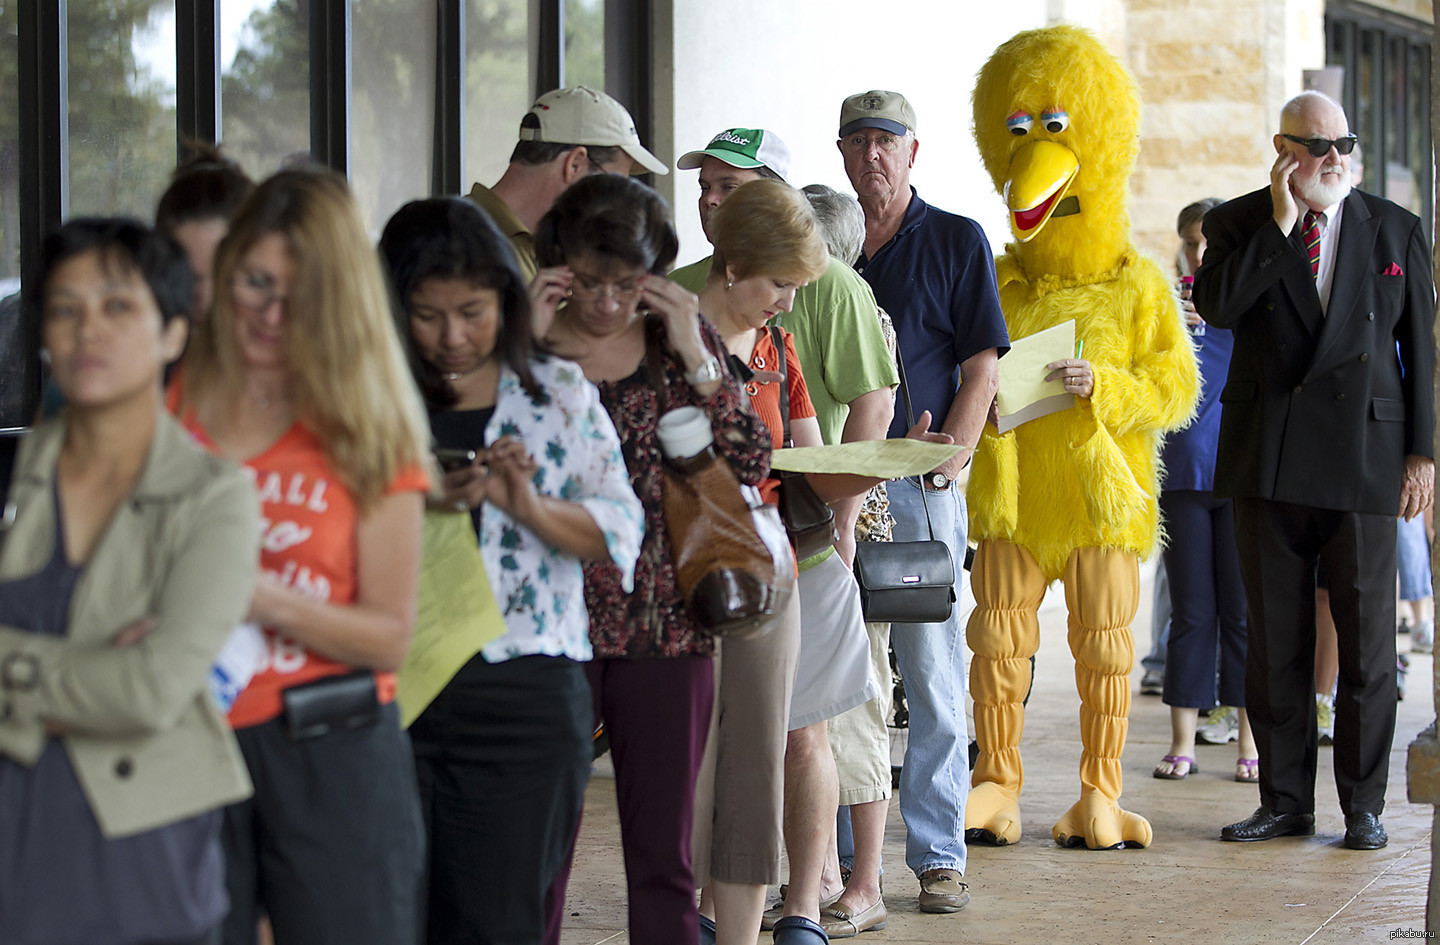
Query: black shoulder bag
850 347 957 623
771 325 838 560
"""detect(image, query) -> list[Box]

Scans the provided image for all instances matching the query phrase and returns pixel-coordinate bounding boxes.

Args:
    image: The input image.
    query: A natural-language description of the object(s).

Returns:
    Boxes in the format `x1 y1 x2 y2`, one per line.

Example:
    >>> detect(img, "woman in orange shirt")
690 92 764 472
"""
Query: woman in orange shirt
171 169 432 945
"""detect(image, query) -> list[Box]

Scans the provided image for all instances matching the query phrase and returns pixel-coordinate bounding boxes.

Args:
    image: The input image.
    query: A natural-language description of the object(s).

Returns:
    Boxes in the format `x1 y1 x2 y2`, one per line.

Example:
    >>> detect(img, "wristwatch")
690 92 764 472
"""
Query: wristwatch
685 356 723 387
927 471 950 491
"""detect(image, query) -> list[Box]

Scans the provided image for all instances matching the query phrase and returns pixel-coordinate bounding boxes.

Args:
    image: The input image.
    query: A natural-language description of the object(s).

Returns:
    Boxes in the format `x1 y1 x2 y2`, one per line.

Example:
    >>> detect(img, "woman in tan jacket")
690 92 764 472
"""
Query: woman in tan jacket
0 218 259 945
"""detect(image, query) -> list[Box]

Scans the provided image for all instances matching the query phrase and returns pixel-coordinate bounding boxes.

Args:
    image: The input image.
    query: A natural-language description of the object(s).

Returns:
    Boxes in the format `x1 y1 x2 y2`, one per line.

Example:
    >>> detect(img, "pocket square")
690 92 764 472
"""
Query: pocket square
1382 262 1404 276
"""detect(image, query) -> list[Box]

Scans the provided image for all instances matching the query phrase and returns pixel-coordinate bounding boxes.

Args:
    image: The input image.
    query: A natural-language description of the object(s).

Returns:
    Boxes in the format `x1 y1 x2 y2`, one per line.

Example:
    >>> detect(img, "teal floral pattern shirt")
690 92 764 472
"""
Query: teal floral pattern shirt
477 358 643 662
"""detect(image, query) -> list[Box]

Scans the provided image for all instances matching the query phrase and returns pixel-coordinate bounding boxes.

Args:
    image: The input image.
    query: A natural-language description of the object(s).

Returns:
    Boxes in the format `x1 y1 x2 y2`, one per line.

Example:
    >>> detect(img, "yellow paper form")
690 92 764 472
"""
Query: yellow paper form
396 510 506 727
770 440 961 478
995 318 1077 433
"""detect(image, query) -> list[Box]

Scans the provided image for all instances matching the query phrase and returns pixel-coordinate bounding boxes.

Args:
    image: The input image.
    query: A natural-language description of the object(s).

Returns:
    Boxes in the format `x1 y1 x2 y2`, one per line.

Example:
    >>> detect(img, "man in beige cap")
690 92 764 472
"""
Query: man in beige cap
836 88 1009 918
468 85 667 281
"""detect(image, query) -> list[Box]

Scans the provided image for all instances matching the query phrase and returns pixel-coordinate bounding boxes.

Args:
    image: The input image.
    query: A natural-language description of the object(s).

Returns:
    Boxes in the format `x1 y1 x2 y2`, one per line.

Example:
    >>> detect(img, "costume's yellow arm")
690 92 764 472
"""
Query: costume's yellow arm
1087 267 1198 438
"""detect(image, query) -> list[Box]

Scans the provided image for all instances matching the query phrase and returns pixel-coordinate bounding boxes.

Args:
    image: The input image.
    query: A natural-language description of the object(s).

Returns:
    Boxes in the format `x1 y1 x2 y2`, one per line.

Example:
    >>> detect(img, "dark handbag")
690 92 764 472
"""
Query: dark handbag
646 318 794 639
282 670 381 740
851 347 957 623
770 326 837 560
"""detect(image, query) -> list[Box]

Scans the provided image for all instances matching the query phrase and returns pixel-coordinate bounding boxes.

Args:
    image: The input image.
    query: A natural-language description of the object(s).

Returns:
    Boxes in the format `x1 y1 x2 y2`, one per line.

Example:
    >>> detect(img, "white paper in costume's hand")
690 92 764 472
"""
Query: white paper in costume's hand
996 319 1077 433
769 440 962 479
396 510 505 727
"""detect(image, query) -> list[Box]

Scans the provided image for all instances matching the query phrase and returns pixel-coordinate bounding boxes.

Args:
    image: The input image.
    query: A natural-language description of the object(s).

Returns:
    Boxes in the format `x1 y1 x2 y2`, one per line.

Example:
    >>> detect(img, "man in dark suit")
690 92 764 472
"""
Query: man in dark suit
1194 90 1434 851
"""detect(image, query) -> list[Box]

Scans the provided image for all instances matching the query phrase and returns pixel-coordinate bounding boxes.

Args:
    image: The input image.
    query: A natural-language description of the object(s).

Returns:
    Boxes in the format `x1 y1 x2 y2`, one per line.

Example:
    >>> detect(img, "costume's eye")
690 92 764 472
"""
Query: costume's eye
1041 110 1070 134
1006 111 1034 136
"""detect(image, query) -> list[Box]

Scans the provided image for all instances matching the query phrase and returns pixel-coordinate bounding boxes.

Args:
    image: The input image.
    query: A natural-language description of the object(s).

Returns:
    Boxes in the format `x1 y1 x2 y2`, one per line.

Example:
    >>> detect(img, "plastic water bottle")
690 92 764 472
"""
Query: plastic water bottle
209 622 266 712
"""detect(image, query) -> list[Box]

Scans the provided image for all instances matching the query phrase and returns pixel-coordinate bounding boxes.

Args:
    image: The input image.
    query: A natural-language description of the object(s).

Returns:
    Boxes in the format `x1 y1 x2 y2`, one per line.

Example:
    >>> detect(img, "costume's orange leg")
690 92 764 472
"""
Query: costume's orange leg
965 539 1046 846
1053 546 1153 849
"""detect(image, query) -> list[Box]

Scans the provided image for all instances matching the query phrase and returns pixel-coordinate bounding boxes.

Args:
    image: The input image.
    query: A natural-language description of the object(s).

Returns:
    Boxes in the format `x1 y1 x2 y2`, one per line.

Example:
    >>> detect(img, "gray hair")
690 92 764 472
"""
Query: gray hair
800 183 864 266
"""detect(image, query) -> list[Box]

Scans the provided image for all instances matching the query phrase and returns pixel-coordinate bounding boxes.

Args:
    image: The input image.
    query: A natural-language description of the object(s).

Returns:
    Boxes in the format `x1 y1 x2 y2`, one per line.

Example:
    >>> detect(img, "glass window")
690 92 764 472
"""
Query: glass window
65 1 178 218
221 0 311 179
0 2 24 430
1385 37 1406 167
0 1 19 285
1407 42 1430 219
353 1 436 234
463 0 531 192
565 0 604 90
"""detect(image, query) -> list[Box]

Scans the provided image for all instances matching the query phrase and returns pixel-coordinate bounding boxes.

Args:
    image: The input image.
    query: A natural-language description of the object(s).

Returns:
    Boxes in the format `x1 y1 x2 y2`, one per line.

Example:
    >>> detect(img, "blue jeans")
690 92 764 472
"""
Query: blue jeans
1141 559 1170 675
885 476 969 877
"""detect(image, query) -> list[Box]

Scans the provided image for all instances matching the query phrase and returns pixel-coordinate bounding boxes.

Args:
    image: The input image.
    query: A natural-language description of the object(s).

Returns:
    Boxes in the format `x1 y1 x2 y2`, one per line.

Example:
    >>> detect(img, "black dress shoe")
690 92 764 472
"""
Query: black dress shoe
1343 812 1388 850
1221 806 1315 842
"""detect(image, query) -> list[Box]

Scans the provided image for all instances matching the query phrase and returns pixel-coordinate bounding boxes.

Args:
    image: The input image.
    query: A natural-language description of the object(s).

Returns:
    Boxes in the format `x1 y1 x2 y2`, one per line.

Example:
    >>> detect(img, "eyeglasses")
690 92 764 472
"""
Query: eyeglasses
231 272 287 312
568 277 642 302
839 132 905 155
1282 133 1359 157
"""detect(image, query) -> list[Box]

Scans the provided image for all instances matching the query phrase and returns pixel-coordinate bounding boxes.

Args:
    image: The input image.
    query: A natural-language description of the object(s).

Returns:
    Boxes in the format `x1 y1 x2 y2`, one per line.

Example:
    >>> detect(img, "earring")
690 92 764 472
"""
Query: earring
726 279 733 290
38 348 50 366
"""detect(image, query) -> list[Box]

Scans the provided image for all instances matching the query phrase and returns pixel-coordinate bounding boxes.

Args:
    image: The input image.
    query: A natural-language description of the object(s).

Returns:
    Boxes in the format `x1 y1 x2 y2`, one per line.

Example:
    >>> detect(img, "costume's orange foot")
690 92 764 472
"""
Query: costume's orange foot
963 781 1022 846
1052 791 1152 850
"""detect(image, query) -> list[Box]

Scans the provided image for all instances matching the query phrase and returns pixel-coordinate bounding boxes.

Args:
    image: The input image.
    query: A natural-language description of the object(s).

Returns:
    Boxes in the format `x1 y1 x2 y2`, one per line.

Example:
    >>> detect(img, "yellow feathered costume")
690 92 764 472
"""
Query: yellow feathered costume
966 25 1198 849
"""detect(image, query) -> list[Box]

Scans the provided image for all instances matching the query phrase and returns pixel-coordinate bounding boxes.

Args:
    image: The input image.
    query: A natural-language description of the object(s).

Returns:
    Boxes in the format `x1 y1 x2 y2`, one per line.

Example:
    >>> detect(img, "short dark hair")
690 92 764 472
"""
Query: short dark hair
32 217 193 328
154 141 255 235
753 164 785 182
509 114 623 170
534 174 678 275
379 197 546 411
1176 198 1222 235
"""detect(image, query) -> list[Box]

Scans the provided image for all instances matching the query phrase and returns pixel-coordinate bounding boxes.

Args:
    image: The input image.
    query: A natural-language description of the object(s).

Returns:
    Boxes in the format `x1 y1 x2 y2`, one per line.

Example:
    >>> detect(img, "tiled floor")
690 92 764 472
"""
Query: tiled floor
558 570 1436 944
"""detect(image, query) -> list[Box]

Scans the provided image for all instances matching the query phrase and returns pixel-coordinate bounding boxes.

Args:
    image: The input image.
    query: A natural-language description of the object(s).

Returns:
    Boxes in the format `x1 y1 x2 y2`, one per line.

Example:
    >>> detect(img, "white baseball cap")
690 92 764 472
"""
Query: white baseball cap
519 86 668 175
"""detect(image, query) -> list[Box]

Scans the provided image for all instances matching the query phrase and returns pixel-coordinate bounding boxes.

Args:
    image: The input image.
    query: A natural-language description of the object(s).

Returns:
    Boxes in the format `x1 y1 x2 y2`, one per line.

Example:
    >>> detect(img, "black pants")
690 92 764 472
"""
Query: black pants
221 702 425 945
1232 498 1397 816
1159 490 1248 709
410 655 592 945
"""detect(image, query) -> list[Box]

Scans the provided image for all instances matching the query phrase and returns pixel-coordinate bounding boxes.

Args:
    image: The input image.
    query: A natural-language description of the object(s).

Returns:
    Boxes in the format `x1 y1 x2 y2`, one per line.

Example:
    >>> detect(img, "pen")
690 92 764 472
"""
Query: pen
1076 339 1084 360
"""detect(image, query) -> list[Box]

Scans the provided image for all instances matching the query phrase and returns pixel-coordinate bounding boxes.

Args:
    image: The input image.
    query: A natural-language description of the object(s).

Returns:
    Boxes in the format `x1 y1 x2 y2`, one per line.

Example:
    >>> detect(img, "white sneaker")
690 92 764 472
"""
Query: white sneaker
1316 692 1335 746
1413 620 1434 655
1196 705 1239 744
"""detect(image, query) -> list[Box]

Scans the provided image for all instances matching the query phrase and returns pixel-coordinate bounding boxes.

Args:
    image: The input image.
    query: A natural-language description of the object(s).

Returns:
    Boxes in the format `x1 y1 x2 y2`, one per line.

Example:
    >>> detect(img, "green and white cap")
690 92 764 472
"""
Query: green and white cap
677 128 791 181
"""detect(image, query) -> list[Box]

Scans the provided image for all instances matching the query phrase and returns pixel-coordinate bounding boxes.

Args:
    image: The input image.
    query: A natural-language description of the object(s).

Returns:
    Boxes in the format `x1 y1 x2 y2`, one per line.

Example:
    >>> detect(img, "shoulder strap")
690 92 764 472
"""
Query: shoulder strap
894 345 939 541
771 325 792 447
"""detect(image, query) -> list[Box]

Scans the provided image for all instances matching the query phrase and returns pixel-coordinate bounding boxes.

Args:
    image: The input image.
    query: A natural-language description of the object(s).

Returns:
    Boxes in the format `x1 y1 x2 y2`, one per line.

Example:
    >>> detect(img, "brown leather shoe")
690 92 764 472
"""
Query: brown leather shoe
917 868 970 914
820 898 887 938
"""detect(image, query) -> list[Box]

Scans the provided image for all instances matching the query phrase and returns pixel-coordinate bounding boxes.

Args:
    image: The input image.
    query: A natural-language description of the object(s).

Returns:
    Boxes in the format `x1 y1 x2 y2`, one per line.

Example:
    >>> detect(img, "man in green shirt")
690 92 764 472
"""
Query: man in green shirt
467 86 666 282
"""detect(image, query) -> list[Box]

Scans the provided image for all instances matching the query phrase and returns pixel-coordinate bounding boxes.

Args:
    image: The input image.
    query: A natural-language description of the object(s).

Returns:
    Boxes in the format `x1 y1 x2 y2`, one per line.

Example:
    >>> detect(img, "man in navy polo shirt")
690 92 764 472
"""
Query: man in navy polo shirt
837 89 1009 915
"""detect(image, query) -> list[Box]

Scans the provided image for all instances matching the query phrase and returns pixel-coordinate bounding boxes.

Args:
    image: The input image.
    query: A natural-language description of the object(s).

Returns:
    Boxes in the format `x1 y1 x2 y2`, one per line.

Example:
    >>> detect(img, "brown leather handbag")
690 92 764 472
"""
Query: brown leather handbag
647 318 793 639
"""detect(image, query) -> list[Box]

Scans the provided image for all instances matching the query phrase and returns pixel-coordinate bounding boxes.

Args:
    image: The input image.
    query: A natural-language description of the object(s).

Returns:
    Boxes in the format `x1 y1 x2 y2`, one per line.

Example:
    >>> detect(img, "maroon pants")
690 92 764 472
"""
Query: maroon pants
544 655 714 945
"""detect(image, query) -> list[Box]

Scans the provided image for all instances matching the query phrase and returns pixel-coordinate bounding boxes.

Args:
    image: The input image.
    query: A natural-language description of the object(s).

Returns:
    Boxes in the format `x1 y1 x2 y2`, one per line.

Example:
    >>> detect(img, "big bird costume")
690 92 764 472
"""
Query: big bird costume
966 24 1199 850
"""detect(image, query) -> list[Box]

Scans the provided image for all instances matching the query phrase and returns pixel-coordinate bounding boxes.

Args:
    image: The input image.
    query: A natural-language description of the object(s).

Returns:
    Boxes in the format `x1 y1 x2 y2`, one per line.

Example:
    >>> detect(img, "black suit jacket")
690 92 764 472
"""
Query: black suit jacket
1193 186 1434 515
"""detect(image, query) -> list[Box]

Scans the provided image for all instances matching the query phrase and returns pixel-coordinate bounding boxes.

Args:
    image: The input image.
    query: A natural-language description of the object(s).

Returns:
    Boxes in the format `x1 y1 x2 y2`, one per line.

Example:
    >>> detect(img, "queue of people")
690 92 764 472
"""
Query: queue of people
0 77 1433 945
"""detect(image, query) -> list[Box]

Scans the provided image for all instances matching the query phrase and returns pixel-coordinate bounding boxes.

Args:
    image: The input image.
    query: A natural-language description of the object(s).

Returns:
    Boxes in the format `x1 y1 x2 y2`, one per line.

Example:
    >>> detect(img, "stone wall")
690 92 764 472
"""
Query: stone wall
1125 0 1327 272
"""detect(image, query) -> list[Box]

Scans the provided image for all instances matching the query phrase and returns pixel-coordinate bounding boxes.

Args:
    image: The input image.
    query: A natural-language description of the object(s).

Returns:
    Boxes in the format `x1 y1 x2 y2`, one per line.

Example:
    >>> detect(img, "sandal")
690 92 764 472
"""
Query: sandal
1153 754 1198 780
1235 757 1259 783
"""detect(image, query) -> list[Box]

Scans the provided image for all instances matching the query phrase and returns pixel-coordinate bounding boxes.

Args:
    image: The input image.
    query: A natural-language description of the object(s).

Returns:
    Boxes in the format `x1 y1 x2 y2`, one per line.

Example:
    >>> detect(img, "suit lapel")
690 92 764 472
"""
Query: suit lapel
1274 208 1325 337
1308 193 1377 375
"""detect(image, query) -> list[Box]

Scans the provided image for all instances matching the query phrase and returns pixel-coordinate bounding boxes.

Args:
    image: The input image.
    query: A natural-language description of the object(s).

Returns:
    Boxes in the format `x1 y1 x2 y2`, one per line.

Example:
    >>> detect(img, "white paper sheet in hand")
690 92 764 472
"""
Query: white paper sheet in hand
995 319 1076 434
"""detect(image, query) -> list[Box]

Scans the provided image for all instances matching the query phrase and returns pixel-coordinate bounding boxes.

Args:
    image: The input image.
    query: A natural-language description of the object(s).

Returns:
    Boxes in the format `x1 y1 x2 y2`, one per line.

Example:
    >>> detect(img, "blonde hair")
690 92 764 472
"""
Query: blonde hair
185 168 430 510
708 180 829 286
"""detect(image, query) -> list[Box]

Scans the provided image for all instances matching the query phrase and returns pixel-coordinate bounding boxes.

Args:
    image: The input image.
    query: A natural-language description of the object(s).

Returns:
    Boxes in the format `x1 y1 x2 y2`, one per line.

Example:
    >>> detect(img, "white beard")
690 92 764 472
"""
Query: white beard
1295 165 1351 209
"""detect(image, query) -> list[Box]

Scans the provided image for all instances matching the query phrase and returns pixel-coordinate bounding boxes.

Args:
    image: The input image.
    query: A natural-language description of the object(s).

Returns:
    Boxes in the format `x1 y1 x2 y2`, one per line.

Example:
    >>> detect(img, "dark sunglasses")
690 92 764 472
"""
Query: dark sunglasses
1282 133 1359 157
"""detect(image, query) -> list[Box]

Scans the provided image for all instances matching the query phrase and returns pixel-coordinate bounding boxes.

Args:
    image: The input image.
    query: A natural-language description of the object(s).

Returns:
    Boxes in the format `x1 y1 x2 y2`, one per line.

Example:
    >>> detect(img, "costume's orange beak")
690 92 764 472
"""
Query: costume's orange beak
1003 140 1078 242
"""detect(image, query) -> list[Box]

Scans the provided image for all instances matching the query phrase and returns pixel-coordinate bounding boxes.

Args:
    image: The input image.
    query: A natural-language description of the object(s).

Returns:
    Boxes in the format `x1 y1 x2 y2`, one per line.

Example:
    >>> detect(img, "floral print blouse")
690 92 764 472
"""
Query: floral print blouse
474 357 644 663
584 317 771 659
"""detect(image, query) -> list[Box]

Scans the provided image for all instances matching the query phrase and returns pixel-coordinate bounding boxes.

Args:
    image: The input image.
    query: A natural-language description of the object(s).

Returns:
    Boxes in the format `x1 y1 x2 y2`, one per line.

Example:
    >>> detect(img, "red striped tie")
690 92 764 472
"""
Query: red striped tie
1303 209 1321 278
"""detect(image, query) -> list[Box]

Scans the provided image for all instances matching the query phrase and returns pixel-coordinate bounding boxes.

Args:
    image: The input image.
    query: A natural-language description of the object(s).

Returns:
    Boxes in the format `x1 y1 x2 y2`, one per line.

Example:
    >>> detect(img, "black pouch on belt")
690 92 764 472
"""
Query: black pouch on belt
282 670 381 740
